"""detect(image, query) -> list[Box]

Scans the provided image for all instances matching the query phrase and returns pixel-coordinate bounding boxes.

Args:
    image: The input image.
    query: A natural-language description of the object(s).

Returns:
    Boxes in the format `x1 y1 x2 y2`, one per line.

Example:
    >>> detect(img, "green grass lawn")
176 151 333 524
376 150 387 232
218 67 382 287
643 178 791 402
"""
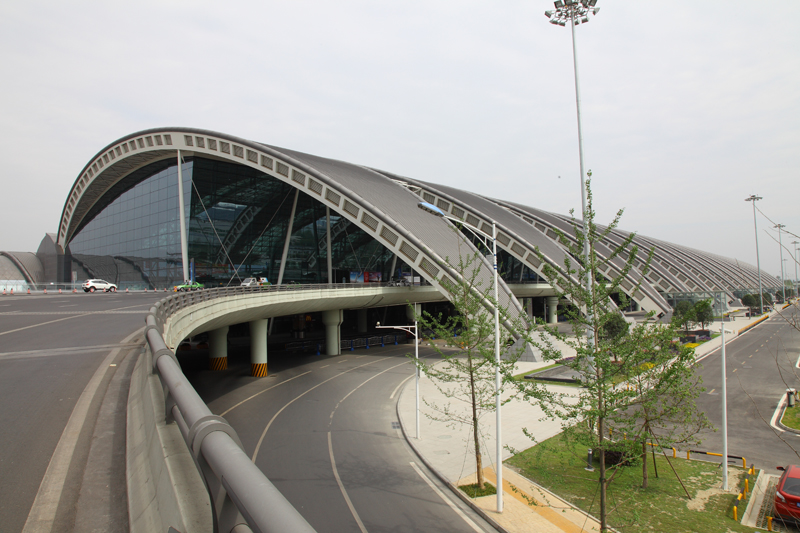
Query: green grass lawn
507 433 757 533
782 404 800 430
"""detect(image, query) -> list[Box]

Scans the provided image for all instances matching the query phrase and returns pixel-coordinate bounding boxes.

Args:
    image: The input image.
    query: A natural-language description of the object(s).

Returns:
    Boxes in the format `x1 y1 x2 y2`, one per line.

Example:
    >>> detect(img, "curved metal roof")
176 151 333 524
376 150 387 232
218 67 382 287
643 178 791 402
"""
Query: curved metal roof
59 127 782 323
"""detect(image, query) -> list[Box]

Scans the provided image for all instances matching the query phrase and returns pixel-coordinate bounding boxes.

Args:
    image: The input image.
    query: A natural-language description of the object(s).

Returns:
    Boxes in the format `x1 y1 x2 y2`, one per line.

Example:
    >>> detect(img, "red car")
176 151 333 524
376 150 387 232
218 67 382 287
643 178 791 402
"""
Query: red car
775 465 800 522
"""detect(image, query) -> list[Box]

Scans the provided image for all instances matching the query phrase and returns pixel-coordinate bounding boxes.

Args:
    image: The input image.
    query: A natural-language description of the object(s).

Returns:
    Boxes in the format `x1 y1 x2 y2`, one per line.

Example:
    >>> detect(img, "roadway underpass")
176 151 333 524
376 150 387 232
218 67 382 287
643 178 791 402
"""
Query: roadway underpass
181 338 495 533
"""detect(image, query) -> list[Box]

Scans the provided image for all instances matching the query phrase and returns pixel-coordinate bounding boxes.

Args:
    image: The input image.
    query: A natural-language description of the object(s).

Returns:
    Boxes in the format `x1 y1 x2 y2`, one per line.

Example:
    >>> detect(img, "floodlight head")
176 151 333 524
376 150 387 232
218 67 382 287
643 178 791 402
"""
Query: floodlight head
587 0 598 6
545 10 554 17
554 0 564 7
592 7 600 14
581 16 589 23
418 201 445 217
549 18 559 24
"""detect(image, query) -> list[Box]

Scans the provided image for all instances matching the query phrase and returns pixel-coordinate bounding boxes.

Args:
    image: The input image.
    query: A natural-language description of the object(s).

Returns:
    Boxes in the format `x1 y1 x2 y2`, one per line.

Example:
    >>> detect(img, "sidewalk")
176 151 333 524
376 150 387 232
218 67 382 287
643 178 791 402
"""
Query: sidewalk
395 306 786 532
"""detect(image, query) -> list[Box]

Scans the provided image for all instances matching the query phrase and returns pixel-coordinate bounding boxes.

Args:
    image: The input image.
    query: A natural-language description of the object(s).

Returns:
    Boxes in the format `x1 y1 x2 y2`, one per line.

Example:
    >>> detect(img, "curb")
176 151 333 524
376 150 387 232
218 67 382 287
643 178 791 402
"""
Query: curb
395 380 509 533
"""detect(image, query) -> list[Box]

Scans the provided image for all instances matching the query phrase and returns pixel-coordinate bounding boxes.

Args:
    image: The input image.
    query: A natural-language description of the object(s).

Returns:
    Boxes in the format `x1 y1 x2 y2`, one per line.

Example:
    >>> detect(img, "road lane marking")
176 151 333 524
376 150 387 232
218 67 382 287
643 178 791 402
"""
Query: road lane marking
328 432 368 533
329 360 409 423
409 462 483 533
391 375 414 400
320 365 330 369
771 393 788 433
0 303 151 336
251 356 392 462
0 343 142 361
218 371 311 417
22 327 143 533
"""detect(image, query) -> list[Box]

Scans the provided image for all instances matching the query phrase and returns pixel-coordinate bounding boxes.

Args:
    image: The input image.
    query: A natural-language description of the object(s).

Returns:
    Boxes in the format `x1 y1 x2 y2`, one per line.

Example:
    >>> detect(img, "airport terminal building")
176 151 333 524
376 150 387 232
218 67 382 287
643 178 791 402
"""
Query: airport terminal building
0 127 780 319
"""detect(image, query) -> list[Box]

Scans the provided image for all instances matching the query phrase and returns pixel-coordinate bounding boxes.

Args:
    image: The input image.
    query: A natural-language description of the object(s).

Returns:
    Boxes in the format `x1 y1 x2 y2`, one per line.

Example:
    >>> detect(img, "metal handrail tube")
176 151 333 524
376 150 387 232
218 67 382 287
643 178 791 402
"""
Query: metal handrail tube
203 431 316 533
145 300 318 532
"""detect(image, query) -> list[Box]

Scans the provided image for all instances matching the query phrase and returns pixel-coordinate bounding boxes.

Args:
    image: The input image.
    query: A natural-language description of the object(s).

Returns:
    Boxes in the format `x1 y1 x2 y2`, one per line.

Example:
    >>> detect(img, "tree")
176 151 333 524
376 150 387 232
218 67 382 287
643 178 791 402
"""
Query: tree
741 294 757 313
693 299 714 331
410 238 532 492
672 300 695 336
517 180 710 531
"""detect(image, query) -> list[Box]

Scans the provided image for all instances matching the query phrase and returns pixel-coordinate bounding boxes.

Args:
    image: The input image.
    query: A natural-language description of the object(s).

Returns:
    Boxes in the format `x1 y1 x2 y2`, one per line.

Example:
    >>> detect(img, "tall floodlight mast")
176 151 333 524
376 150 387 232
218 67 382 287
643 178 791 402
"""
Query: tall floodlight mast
745 195 763 314
544 0 600 346
776 224 786 303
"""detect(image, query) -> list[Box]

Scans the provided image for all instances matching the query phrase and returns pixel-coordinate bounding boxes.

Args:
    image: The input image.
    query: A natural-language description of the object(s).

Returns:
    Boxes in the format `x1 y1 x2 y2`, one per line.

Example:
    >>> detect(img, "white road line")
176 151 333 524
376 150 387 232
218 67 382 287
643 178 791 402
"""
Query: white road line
251 357 392 462
0 303 150 337
328 432 368 533
409 462 483 533
219 371 311 417
22 327 143 533
771 393 788 433
391 375 414 400
320 364 330 369
329 361 409 424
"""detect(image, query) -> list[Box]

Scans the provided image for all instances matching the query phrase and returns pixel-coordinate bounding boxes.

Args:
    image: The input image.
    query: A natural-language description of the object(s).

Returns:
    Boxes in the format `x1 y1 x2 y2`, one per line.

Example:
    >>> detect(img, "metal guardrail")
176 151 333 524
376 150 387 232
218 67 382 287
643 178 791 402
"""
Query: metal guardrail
143 282 431 532
145 284 409 533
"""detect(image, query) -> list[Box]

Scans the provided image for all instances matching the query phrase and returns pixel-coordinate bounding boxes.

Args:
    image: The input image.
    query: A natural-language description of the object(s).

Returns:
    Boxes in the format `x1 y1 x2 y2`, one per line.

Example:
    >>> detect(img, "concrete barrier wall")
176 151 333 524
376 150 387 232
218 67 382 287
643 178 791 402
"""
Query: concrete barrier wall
126 346 212 533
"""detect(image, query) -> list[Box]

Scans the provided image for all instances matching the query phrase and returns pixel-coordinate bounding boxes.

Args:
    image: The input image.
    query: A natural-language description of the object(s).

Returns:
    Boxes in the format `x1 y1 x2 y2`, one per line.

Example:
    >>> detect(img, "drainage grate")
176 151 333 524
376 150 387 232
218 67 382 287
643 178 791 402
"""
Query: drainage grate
391 422 401 429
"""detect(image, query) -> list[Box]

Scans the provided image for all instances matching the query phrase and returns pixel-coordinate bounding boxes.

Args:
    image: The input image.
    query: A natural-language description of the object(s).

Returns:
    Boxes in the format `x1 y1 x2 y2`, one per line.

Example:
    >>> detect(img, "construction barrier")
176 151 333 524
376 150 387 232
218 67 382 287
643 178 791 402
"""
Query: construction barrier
738 314 769 335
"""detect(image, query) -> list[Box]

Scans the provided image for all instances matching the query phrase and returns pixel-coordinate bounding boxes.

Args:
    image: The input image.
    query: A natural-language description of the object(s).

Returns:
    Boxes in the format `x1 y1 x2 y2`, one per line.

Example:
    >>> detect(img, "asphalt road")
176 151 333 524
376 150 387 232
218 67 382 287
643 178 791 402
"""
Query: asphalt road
185 343 494 533
0 291 164 533
694 305 800 475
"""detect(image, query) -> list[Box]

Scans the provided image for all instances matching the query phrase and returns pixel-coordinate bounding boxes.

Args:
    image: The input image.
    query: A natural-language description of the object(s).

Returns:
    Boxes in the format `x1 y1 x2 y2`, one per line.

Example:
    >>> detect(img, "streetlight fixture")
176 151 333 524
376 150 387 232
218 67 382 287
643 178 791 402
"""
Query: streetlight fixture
377 315 420 439
545 0 600 347
776 223 786 303
744 195 763 314
417 200 504 513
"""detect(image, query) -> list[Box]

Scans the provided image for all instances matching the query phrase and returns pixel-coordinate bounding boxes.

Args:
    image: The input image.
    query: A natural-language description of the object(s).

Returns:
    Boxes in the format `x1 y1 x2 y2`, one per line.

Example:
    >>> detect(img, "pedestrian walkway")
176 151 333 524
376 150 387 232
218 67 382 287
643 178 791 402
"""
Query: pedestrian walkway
395 306 788 532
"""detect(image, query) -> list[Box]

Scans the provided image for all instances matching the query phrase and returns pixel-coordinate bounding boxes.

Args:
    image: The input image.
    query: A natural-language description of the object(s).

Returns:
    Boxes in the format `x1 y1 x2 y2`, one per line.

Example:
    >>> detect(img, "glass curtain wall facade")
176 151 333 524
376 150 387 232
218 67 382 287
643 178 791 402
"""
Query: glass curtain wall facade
68 157 401 289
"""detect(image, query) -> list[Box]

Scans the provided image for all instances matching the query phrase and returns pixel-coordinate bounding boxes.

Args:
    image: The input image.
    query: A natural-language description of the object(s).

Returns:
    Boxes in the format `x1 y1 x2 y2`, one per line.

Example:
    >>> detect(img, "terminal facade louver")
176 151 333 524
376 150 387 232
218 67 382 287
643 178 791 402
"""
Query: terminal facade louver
3 128 781 319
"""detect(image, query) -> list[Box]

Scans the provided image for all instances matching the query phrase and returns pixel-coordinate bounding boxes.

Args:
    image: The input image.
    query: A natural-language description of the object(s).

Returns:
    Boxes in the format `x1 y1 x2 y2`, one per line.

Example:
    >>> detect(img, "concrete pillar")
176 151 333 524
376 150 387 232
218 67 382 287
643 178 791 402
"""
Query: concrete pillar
525 297 533 318
546 296 559 324
322 309 343 356
208 326 229 370
357 309 368 333
250 319 268 377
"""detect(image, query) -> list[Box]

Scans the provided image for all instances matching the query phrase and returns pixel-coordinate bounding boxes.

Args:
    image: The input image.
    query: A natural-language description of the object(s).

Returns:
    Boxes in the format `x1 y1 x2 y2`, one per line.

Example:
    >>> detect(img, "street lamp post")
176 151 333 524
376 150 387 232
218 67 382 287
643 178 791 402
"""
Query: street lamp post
776 224 786 303
720 323 732 490
376 316 420 439
793 241 799 299
417 201 504 512
545 0 599 347
745 195 763 313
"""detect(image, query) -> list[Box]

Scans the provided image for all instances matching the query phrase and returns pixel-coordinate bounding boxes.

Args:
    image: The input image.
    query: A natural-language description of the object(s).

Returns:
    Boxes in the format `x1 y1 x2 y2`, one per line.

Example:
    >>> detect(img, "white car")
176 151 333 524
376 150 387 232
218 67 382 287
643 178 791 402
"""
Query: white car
83 279 117 293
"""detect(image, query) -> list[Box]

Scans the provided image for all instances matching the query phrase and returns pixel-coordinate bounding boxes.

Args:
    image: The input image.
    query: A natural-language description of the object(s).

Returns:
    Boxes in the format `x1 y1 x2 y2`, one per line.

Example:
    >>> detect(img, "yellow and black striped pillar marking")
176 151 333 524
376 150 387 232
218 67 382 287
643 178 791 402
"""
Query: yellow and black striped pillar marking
209 357 228 371
251 363 268 377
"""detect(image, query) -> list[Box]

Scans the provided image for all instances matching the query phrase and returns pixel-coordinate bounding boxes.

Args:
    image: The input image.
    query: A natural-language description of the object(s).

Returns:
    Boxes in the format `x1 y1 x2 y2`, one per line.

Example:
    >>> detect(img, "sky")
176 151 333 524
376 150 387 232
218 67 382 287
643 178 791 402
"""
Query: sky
1 0 798 281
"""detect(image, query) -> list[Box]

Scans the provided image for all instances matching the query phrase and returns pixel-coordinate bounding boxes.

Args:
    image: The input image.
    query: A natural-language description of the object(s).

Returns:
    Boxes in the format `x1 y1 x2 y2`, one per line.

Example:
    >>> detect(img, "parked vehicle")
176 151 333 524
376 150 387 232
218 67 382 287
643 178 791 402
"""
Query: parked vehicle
775 465 800 522
173 280 204 292
83 279 117 293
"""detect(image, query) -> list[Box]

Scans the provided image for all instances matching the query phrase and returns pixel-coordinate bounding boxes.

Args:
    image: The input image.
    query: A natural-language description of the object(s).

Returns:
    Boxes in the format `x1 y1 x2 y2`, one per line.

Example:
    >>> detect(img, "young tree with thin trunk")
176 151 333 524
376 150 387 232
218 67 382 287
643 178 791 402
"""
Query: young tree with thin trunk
410 239 533 492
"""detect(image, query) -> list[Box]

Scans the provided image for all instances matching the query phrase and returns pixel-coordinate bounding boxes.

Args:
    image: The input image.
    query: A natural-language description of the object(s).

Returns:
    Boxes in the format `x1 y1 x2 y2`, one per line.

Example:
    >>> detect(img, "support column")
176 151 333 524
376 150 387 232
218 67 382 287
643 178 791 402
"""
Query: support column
546 296 559 324
177 150 189 282
525 298 533 319
357 309 368 333
326 207 333 284
250 319 268 377
322 309 343 356
406 303 421 322
209 326 229 370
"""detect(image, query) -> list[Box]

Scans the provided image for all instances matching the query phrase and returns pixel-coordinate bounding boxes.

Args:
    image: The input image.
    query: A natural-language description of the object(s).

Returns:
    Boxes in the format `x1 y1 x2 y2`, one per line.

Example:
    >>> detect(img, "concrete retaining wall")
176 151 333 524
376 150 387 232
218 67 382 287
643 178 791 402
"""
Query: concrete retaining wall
126 346 212 533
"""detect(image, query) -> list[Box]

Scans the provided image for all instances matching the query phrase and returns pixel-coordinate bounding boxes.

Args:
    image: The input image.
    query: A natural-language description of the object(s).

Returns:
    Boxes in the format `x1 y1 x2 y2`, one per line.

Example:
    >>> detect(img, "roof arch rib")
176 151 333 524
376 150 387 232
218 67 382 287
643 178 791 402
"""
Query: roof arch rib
60 128 532 343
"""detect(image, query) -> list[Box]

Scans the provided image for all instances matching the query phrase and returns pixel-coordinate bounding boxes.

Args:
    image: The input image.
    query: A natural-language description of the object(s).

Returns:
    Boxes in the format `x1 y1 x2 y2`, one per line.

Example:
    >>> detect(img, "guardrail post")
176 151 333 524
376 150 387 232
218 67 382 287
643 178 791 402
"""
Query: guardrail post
672 447 676 458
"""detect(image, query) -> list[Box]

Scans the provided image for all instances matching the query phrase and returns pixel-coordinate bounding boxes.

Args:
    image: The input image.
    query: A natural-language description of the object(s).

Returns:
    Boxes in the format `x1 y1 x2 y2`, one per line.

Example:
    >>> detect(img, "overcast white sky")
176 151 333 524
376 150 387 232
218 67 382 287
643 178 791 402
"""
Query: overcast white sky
1 1 798 280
